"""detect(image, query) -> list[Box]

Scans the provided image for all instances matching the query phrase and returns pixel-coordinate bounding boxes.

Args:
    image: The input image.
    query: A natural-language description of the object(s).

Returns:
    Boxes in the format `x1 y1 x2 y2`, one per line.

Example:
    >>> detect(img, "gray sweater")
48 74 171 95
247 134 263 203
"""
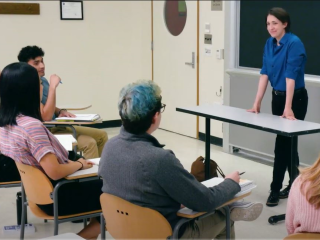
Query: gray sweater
99 127 240 229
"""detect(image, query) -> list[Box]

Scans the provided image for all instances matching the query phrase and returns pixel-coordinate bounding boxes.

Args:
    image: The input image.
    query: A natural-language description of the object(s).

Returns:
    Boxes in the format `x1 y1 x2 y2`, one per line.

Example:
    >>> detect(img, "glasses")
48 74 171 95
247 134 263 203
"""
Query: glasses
160 103 166 113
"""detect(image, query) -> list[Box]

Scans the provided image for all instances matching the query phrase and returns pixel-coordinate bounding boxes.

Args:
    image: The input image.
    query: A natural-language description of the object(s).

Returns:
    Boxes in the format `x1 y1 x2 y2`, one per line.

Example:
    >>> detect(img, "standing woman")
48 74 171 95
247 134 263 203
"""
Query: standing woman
248 7 308 207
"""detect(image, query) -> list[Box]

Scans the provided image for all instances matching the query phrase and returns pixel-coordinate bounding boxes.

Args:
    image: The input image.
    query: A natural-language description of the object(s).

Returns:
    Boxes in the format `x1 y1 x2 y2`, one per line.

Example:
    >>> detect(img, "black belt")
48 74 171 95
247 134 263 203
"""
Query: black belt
273 87 305 96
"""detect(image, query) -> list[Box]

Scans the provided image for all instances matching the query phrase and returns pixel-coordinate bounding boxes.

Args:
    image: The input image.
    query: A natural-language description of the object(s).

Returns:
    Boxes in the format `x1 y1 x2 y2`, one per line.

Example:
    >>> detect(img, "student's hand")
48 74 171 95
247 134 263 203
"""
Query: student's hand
77 158 93 170
247 102 261 113
59 110 76 118
49 74 61 88
281 108 296 120
225 171 240 183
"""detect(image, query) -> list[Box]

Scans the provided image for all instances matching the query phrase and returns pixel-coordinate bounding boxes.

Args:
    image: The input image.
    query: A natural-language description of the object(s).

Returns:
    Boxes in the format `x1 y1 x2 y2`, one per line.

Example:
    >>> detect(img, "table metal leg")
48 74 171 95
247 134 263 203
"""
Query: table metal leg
290 136 298 185
205 118 211 180
223 206 231 240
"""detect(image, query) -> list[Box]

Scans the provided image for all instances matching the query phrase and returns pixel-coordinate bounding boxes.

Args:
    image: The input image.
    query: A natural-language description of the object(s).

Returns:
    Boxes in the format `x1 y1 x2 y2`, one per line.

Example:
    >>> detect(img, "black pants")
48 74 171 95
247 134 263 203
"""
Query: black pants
37 179 102 218
0 154 20 182
270 88 308 192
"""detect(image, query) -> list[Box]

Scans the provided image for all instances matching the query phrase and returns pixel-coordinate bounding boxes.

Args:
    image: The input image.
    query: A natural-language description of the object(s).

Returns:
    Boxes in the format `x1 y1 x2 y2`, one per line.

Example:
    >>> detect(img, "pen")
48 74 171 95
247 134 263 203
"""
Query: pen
239 171 245 175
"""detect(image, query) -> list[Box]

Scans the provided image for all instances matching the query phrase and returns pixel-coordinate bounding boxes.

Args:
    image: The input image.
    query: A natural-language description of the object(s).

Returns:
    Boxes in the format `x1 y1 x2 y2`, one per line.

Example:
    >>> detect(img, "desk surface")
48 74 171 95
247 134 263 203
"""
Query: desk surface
44 119 102 125
177 191 251 218
65 165 98 180
58 104 92 111
177 104 320 137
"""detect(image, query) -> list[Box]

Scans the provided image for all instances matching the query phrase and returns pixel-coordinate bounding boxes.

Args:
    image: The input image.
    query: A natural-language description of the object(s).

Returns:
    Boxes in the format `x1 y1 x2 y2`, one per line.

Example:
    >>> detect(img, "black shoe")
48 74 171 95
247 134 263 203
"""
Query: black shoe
266 191 279 207
279 186 290 199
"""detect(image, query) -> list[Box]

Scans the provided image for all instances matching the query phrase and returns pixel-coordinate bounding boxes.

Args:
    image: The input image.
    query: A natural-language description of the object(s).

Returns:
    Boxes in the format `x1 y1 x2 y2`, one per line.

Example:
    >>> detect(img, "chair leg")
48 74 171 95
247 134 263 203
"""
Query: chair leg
100 213 106 240
83 218 87 228
20 185 27 240
54 221 59 236
222 206 231 240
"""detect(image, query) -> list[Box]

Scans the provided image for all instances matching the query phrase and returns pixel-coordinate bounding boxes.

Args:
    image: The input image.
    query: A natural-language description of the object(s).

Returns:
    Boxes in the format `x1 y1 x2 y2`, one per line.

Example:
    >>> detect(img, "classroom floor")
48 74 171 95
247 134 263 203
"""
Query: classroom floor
0 127 289 240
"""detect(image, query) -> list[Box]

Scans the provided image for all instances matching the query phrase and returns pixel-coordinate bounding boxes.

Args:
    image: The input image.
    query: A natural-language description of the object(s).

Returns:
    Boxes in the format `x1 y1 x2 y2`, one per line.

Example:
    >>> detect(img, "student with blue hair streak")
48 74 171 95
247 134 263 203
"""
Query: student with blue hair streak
99 80 262 239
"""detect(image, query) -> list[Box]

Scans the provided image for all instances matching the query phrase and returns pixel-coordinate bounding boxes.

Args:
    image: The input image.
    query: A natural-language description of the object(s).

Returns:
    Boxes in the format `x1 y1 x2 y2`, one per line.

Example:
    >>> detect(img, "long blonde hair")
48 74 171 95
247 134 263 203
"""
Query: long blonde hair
300 156 320 209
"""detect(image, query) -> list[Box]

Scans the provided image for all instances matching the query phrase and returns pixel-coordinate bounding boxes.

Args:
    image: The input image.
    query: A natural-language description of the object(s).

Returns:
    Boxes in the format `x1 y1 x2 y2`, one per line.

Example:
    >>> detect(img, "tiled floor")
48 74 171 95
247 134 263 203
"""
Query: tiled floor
0 127 290 239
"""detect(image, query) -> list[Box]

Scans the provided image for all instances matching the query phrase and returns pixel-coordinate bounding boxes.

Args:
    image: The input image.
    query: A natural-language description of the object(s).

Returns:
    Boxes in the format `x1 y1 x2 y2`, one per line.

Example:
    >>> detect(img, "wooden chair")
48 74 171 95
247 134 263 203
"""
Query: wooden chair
99 193 222 240
15 162 101 240
284 233 320 239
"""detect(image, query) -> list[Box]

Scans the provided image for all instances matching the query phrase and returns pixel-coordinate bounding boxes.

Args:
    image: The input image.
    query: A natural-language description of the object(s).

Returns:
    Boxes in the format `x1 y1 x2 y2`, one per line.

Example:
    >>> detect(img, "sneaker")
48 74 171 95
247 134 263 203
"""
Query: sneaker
229 202 263 221
266 191 279 207
279 186 290 199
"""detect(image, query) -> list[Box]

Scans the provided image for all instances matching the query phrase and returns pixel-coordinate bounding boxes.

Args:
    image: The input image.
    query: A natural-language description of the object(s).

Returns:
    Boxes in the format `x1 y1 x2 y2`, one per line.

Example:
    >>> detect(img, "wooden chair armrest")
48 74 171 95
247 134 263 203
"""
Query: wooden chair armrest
176 192 251 219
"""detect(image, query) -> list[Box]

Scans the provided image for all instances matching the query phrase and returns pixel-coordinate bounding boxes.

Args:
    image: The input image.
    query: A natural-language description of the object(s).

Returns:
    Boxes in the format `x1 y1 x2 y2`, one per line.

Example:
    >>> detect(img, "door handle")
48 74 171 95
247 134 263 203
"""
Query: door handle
185 52 195 69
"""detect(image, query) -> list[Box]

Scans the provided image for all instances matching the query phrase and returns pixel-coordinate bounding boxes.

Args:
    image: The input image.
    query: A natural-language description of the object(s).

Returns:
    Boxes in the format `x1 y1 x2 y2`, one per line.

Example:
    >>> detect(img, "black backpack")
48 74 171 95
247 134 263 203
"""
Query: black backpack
0 154 20 182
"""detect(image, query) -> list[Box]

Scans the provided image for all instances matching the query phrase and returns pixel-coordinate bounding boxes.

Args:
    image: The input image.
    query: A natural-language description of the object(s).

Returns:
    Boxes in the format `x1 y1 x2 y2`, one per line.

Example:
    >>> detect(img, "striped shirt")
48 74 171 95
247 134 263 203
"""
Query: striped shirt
0 115 68 172
286 176 320 234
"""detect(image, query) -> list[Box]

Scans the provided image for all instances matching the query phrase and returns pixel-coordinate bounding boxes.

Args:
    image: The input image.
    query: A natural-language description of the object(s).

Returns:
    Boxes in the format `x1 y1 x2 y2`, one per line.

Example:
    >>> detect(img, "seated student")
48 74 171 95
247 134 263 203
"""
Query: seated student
0 62 102 239
286 156 320 234
17 46 108 160
99 80 262 239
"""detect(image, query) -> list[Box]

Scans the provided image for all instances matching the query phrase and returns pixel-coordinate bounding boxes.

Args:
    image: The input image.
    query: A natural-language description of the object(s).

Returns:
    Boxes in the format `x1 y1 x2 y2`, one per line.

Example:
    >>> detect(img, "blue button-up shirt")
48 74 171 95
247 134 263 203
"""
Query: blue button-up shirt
260 33 306 91
41 76 56 120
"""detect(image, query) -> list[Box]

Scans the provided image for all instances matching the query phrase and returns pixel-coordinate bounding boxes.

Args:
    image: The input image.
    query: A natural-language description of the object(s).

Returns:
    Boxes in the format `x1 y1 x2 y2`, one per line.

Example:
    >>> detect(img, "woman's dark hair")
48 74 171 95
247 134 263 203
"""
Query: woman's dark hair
266 7 291 32
0 62 43 126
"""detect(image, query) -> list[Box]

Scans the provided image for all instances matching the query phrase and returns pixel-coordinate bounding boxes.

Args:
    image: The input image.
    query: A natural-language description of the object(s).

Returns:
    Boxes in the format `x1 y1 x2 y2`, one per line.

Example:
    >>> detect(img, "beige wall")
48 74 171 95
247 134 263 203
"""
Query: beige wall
199 1 225 138
0 1 151 121
0 1 226 140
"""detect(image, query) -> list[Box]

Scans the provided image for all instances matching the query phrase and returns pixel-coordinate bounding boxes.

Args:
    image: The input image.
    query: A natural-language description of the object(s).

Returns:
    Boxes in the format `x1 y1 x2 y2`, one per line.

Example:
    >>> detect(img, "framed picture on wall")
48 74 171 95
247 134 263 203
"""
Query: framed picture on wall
60 0 83 20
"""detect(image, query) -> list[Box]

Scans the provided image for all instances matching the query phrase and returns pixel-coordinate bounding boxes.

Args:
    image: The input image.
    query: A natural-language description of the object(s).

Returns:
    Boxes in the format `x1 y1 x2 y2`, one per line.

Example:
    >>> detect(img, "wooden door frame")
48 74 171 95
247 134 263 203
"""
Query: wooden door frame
151 0 200 138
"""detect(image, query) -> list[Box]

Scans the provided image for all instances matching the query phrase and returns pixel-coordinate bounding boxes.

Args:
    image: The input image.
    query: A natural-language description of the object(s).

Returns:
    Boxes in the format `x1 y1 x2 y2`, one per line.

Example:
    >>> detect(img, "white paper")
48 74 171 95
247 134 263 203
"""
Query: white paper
67 165 98 178
54 134 77 151
202 177 257 197
61 2 82 19
56 114 100 122
87 158 100 165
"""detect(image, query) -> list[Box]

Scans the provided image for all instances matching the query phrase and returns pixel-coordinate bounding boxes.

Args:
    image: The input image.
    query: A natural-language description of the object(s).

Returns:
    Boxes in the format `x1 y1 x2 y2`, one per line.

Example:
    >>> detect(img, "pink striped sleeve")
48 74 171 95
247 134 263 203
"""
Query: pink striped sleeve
286 178 299 234
25 122 55 163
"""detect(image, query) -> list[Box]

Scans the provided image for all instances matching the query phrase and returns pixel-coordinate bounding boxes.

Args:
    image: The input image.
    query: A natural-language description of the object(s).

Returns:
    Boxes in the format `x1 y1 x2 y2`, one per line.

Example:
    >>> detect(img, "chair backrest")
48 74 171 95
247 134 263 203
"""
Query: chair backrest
284 233 320 239
100 193 172 239
15 162 53 204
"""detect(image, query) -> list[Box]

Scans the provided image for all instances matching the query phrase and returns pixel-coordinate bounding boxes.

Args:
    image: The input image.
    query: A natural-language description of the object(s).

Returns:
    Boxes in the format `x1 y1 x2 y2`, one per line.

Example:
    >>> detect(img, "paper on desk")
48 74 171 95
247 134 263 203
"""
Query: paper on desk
56 114 100 122
88 158 100 165
67 165 99 178
201 177 257 197
54 134 77 151
178 207 199 215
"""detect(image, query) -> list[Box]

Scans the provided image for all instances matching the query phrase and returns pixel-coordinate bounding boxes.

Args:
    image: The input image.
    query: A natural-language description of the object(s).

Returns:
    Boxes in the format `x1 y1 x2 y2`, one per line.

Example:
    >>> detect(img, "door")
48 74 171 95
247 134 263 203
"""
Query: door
153 0 198 138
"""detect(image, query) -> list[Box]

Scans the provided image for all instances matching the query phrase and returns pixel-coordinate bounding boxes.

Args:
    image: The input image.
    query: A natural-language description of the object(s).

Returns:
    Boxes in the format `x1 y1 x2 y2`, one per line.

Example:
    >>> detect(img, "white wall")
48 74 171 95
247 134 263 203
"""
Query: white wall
0 1 151 121
199 1 225 138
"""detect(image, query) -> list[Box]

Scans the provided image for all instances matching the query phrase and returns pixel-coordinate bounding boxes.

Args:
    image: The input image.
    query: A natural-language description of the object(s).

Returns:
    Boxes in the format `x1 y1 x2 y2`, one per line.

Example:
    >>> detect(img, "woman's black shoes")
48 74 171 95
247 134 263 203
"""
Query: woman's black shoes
266 191 279 207
279 186 290 199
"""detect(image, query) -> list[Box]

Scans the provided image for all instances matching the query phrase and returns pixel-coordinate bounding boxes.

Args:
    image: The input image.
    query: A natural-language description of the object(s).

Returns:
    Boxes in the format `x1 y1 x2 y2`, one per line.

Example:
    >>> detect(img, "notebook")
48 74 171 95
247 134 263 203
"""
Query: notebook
177 177 257 216
201 177 257 197
55 114 101 122
88 158 100 165
66 165 99 178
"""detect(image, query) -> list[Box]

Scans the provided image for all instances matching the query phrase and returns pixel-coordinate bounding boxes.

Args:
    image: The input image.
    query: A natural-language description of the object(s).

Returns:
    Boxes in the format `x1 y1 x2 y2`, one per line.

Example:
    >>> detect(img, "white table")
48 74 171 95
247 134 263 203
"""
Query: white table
177 104 320 224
